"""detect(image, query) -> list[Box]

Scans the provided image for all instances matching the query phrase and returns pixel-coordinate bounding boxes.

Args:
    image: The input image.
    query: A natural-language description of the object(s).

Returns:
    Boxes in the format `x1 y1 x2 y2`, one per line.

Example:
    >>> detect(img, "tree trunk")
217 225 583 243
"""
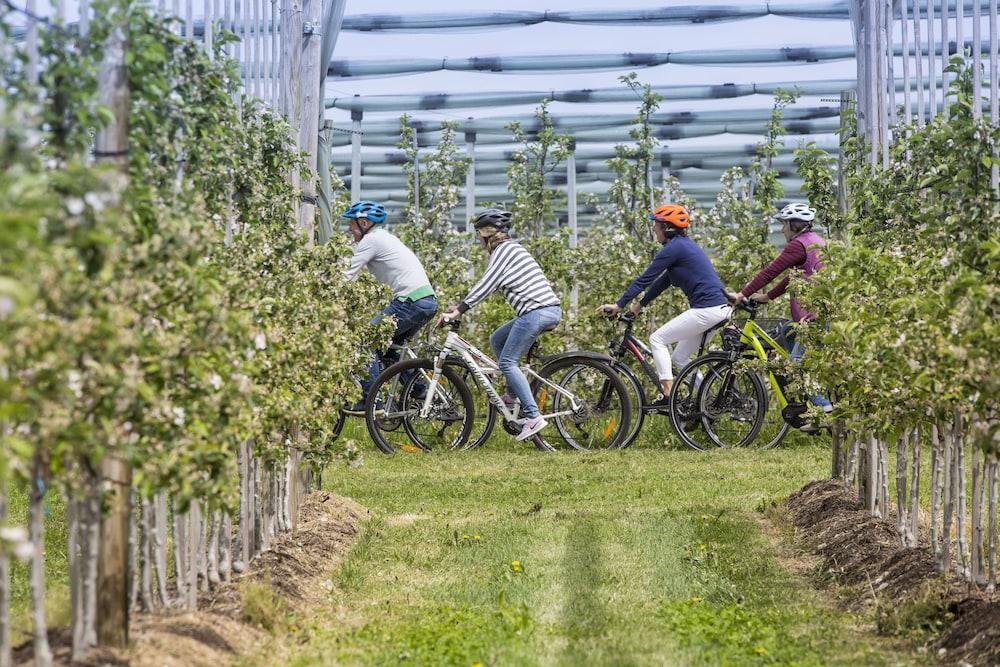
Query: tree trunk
0 481 9 667
866 435 878 513
97 455 131 647
29 456 53 667
207 513 220 587
988 455 998 593
187 504 199 608
831 420 845 479
219 514 232 582
971 444 984 586
940 421 954 573
82 481 99 648
896 429 909 545
197 504 208 593
173 502 187 609
954 414 968 579
140 497 153 610
908 425 921 548
879 438 889 518
845 434 859 490
931 422 941 550
129 490 139 613
153 493 168 607
69 497 84 661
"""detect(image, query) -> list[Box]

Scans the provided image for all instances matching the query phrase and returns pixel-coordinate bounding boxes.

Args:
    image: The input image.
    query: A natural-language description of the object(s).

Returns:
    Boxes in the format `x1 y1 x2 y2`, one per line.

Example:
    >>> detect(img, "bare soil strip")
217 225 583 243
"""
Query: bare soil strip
786 479 1000 666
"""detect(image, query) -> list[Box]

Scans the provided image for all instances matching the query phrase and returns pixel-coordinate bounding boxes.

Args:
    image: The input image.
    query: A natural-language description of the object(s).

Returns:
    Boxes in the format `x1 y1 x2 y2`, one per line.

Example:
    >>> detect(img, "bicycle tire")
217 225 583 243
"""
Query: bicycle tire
411 358 497 450
609 360 647 449
754 373 792 450
535 356 633 450
365 358 475 454
669 353 766 451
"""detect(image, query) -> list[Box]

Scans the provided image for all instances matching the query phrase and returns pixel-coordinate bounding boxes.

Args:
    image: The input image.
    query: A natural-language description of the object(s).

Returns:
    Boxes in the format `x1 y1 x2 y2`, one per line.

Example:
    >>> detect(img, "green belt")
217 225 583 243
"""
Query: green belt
399 285 435 302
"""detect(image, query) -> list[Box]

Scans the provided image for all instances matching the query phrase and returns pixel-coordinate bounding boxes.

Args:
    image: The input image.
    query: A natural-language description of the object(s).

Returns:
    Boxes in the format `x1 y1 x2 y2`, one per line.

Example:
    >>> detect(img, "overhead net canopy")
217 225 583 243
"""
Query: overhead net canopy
317 0 988 230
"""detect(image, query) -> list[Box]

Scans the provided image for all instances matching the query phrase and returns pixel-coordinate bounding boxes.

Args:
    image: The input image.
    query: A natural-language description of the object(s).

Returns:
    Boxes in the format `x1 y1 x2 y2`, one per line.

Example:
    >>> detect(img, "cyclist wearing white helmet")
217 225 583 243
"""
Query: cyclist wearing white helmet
725 202 832 416
343 200 438 409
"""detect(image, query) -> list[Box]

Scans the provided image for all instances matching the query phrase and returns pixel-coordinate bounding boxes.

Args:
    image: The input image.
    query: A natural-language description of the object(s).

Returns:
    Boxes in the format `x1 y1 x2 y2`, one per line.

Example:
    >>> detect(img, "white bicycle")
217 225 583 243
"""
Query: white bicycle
364 319 633 453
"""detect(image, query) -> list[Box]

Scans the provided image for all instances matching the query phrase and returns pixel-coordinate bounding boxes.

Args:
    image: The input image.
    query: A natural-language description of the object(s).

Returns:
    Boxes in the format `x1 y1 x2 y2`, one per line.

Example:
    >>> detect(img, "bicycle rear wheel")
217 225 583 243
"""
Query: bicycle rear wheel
365 358 474 454
536 357 632 450
669 353 765 451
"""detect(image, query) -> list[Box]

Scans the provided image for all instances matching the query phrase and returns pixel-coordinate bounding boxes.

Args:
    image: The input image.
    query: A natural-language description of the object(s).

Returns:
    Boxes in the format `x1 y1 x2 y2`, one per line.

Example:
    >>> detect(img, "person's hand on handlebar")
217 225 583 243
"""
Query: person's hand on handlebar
628 301 642 316
437 307 461 328
749 292 770 304
597 303 620 318
724 290 743 305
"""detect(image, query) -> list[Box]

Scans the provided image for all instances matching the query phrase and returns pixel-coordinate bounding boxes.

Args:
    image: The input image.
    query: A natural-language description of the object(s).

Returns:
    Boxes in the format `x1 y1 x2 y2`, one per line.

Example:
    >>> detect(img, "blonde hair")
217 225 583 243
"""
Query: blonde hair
479 227 510 253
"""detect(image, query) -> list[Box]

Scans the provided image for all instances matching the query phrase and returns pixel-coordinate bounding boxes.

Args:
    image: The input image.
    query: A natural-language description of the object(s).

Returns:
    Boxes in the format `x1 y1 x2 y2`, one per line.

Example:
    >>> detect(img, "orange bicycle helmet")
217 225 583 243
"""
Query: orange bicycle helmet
649 204 690 228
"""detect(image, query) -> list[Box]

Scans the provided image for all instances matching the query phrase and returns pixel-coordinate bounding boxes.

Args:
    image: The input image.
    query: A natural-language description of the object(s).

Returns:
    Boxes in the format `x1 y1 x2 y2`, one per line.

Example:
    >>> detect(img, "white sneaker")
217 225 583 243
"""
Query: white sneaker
515 416 547 441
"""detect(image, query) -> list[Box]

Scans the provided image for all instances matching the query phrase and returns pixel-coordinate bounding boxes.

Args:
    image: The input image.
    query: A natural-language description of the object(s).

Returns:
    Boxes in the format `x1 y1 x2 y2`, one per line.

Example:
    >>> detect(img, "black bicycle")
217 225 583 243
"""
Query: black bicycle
604 311 726 449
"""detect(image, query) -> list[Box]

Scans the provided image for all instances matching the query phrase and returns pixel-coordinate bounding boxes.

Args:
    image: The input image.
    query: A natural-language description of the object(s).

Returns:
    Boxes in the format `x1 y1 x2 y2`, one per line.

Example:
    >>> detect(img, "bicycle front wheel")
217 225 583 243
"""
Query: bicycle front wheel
365 358 474 454
536 357 633 450
669 353 766 451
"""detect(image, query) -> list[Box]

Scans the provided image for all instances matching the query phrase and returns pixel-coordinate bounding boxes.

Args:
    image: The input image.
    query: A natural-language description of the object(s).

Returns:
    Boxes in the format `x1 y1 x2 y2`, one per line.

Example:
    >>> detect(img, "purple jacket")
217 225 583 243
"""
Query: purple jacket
741 231 826 322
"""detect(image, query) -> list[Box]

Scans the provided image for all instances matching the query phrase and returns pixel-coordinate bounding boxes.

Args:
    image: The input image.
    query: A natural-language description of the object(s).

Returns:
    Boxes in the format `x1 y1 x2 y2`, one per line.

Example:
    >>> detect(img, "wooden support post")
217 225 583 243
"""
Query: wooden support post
900 0 912 125
94 5 131 646
297 0 322 244
973 0 983 119
926 0 937 120
913 0 925 124
940 0 949 113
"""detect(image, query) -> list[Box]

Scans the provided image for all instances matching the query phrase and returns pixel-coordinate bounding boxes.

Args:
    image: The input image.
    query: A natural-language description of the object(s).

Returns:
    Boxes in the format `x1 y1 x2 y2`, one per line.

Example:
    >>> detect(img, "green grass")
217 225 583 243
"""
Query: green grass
249 426 923 667
5 483 70 644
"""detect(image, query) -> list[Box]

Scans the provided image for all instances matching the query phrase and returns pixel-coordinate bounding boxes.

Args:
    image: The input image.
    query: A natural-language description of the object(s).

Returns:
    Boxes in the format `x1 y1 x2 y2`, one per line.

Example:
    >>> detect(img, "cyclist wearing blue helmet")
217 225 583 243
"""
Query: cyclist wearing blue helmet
343 201 438 410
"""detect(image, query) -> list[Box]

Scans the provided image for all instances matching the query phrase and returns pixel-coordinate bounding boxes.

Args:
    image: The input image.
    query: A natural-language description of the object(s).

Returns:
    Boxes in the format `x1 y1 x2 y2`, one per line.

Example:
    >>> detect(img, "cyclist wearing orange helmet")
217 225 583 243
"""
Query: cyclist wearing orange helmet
599 204 731 408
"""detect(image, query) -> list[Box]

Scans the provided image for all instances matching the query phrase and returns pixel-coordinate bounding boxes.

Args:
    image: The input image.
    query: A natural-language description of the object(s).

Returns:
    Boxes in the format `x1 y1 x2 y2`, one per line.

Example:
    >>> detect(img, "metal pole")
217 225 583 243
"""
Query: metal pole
252 0 261 98
991 0 998 197
838 90 855 215
25 0 38 85
956 0 964 60
465 128 476 232
901 0 913 125
941 0 950 113
927 0 937 120
661 156 670 193
350 107 362 202
206 0 215 54
973 0 983 118
271 0 279 106
224 0 232 59
567 141 578 311
233 0 241 75
886 0 897 131
412 132 420 225
914 0 925 124
185 0 193 40
869 0 880 163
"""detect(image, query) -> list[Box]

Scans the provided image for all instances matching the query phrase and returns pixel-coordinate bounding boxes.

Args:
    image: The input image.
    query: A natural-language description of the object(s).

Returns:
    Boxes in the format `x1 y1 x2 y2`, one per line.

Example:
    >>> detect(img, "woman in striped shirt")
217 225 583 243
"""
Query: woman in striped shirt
440 209 562 442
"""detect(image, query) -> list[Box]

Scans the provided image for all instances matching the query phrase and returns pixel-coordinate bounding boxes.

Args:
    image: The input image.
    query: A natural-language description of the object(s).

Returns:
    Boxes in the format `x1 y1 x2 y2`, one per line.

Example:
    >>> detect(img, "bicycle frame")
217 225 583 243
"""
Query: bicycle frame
425 330 582 424
738 318 792 410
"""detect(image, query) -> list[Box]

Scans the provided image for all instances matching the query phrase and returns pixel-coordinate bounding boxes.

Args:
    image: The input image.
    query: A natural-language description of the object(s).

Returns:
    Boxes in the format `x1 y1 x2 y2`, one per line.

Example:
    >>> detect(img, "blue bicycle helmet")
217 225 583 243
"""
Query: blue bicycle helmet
342 200 387 224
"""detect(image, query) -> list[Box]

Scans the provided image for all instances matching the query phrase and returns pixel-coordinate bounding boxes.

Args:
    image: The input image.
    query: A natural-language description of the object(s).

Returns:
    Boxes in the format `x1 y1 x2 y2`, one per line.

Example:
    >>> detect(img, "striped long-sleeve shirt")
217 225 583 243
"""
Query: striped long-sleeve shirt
457 241 560 316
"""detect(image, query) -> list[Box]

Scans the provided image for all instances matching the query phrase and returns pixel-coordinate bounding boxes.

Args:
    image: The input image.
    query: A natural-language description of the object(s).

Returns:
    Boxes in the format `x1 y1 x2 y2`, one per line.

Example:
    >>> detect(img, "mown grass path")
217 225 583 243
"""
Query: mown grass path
259 442 924 667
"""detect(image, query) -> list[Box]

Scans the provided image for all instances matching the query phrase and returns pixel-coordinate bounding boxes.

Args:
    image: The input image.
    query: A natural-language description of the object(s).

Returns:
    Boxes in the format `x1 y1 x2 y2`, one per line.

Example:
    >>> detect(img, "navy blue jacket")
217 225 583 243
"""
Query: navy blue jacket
616 236 727 310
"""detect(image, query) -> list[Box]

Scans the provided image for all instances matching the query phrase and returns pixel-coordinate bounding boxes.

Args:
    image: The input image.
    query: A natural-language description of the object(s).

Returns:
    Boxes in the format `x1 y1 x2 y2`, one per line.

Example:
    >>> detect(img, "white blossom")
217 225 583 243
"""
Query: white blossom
172 406 186 426
209 373 223 390
66 197 85 216
254 332 267 350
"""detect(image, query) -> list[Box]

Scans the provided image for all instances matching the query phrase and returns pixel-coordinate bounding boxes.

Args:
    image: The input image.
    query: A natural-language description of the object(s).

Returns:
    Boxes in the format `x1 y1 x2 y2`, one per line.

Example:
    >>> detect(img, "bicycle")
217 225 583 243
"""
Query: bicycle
334 325 496 453
604 311 727 449
667 297 801 451
364 319 632 453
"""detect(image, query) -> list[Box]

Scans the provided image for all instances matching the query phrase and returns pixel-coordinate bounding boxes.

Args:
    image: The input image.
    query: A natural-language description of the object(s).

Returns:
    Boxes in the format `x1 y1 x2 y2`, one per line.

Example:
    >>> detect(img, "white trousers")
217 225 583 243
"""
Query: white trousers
650 304 732 381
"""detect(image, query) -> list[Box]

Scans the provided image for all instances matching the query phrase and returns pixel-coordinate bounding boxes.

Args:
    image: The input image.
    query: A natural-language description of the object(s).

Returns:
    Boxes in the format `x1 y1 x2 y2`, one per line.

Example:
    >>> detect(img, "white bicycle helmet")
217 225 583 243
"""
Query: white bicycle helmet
775 202 816 223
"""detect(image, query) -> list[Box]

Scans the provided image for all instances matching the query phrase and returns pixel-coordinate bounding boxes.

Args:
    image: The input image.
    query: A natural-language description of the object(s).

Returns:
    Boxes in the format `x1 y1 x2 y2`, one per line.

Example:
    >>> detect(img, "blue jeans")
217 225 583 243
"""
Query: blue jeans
361 295 438 398
489 306 562 419
782 322 833 411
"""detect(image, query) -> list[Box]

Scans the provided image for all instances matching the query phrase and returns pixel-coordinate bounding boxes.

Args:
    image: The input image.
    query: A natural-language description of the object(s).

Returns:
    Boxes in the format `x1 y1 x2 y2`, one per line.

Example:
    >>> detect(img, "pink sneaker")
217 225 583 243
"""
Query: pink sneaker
515 416 547 441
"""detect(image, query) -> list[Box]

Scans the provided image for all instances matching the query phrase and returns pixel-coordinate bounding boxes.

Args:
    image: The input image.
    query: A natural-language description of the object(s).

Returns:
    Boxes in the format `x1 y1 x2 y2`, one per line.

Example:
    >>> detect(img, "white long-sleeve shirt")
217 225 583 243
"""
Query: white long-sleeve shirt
344 228 434 300
458 241 560 316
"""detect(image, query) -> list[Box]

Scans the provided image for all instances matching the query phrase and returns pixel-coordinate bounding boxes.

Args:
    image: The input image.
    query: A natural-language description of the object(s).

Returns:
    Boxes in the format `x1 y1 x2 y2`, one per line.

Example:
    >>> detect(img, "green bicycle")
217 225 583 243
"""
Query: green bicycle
667 297 801 451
